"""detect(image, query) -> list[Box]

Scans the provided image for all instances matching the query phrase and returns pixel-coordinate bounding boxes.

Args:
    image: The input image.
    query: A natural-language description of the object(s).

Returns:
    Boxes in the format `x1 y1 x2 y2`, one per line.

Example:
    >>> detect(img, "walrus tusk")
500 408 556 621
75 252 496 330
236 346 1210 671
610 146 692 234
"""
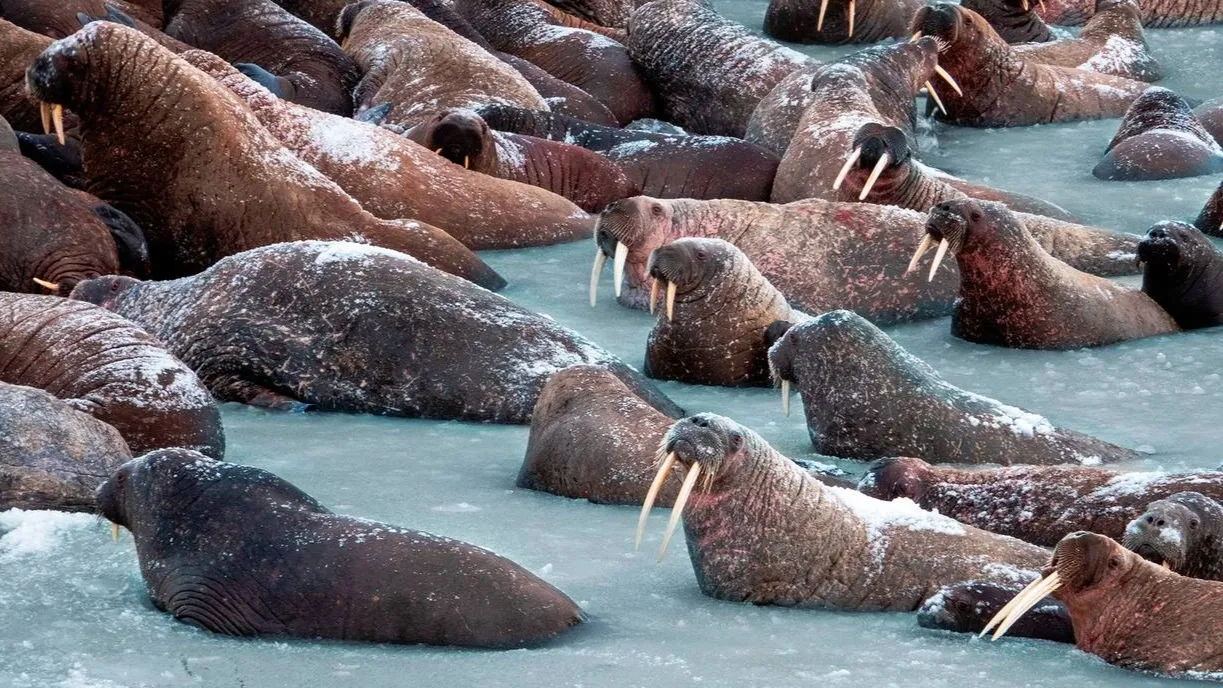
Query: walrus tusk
832 147 863 192
1022 0 1029 10
928 238 950 282
781 379 791 417
980 572 1062 640
51 104 65 145
613 242 629 298
816 0 828 31
111 523 121 542
589 248 607 308
847 0 855 38
635 451 676 550
665 281 677 322
858 152 890 201
658 461 701 563
463 156 470 170
649 279 660 314
434 147 443 154
1038 0 1046 10
911 31 922 41
32 277 60 292
925 81 948 115
934 65 963 96
40 102 52 136
907 234 934 273
1163 561 1172 570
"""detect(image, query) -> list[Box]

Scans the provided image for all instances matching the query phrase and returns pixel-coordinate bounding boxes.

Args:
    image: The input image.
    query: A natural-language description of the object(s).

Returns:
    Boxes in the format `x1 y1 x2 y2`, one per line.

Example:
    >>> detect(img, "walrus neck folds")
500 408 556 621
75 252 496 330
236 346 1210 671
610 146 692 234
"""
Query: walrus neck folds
107 278 194 341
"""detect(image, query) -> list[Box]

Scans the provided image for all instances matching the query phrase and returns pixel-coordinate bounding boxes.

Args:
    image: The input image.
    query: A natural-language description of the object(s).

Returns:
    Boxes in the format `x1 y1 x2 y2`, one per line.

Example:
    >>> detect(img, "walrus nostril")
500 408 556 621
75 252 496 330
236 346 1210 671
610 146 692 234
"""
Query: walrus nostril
1157 519 1166 527
692 416 709 428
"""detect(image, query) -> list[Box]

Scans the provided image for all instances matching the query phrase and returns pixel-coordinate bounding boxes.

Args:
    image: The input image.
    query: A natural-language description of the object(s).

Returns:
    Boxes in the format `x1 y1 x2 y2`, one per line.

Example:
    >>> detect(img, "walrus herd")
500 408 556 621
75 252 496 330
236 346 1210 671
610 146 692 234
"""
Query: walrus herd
2 0 1223 681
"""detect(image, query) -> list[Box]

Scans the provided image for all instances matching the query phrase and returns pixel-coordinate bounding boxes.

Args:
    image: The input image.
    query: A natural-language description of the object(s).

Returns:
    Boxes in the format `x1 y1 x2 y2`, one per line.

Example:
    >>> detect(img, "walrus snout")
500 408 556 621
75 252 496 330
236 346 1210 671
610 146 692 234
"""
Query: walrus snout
911 4 962 45
1122 500 1192 569
1137 222 1185 266
68 275 141 308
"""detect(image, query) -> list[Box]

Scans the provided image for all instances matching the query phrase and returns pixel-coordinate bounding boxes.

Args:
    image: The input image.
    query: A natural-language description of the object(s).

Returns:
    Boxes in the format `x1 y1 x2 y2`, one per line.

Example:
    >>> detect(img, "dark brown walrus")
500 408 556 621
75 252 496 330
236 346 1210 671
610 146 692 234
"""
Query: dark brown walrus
185 50 593 250
0 0 190 52
0 18 53 132
911 4 1150 126
25 23 503 289
961 0 1054 43
1094 88 1223 181
764 0 926 44
768 310 1141 465
1012 0 1162 82
162 0 360 115
98 448 584 648
912 199 1179 349
0 293 224 458
1138 222 1223 330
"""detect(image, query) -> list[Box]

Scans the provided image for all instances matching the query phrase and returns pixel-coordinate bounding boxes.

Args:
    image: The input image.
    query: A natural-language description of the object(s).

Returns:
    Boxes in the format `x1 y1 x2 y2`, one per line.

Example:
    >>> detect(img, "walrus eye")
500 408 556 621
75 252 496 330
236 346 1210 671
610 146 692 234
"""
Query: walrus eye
729 432 743 449
970 210 982 222
696 250 708 262
651 205 663 217
109 280 121 293
1108 556 1121 569
1191 519 1200 530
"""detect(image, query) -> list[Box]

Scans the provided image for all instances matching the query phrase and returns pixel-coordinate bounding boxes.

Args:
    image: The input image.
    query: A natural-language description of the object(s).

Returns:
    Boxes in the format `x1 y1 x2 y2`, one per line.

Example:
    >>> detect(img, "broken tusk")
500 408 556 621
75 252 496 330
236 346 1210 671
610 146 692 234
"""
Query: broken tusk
858 152 890 201
847 0 855 38
926 81 947 115
832 146 863 192
32 277 60 292
928 238 950 282
649 279 660 315
665 281 676 322
463 155 470 170
613 242 629 298
589 248 607 308
635 452 676 550
907 234 935 273
934 65 963 96
781 379 792 417
658 461 701 563
434 147 443 155
111 523 121 542
817 0 829 31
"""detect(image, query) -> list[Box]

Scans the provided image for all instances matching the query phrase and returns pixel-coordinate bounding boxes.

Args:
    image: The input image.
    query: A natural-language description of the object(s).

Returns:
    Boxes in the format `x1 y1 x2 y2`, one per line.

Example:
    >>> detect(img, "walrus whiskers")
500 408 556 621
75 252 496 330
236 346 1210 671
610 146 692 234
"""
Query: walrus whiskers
980 572 1062 640
666 281 677 322
858 152 891 200
635 451 676 550
832 147 863 191
589 248 607 307
781 379 792 416
613 242 629 298
32 278 60 292
925 82 948 115
928 238 951 282
658 462 701 562
907 234 935 273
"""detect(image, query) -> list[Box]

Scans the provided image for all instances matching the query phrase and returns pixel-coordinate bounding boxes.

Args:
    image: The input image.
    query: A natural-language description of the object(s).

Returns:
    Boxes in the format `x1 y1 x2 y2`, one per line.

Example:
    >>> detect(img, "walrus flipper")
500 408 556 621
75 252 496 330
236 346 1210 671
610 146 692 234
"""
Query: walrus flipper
357 103 393 124
93 205 151 278
234 63 293 100
215 376 316 413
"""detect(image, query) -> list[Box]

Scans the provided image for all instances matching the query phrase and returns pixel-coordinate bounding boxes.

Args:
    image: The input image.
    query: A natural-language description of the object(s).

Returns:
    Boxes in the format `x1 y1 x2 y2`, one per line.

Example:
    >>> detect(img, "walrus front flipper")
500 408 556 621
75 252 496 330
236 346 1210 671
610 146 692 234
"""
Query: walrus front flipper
918 581 1075 644
94 205 151 278
16 132 87 189
357 103 393 125
215 377 316 413
234 63 294 101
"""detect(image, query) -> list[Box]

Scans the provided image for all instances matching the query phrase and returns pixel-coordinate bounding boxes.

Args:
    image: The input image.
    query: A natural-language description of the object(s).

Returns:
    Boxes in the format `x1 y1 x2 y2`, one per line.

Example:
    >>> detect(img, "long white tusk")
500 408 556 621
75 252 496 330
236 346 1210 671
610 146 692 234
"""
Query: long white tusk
635 452 676 550
1022 0 1029 10
781 379 791 417
907 234 934 273
847 0 855 39
589 248 606 308
817 0 829 31
858 152 890 201
40 102 52 136
934 65 962 96
32 277 60 292
925 81 947 115
980 572 1062 638
649 279 660 315
928 238 950 282
111 523 121 542
657 461 701 563
613 242 629 298
832 146 862 192
665 281 677 322
52 104 64 145
1038 0 1046 10
989 573 1062 641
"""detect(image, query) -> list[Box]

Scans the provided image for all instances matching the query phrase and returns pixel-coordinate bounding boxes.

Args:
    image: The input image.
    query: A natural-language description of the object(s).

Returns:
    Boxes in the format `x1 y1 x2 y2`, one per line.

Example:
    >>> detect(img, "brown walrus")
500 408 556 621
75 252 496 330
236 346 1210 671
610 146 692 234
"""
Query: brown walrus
1035 0 1223 26
0 18 52 132
1123 492 1223 581
25 23 502 289
337 0 549 128
764 0 926 44
1196 177 1223 238
0 0 190 51
1012 0 1162 82
861 458 1223 546
644 238 805 387
531 0 627 41
1094 88 1223 181
163 0 360 115
986 531 1223 677
912 199 1179 349
768 310 1141 465
1138 222 1223 330
0 293 224 458
1196 98 1223 148
184 50 592 250
961 0 1054 43
635 414 1049 610
911 4 1151 126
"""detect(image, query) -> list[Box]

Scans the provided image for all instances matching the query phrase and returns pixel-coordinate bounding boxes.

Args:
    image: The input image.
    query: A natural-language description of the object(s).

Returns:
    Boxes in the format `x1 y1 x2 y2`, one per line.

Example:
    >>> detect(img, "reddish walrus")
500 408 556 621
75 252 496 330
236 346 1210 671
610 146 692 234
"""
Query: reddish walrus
24 24 502 289
911 4 1151 126
985 531 1223 678
1035 0 1223 26
1094 88 1223 181
634 414 1049 610
0 18 53 132
1012 0 1162 82
337 0 549 128
911 199 1179 349
0 0 190 52
184 50 592 250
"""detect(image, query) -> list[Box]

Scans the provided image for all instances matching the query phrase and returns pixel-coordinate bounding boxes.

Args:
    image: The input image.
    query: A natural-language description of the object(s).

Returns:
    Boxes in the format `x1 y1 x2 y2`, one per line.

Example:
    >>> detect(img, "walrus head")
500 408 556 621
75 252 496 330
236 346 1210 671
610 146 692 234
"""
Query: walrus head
645 239 740 321
858 457 933 501
335 0 379 45
69 275 142 309
1137 222 1211 277
911 4 997 53
590 197 673 307
1122 492 1219 571
405 110 494 172
834 38 959 121
832 123 912 200
910 199 1021 282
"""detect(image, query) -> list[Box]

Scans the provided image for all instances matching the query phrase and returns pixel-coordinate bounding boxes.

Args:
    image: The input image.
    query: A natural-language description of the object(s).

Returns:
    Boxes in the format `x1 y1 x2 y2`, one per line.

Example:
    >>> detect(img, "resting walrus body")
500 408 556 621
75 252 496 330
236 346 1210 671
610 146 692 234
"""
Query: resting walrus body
961 0 1054 43
1012 0 1161 82
1138 222 1223 330
0 19 52 132
1094 89 1223 181
71 241 682 424
98 449 584 648
0 0 190 51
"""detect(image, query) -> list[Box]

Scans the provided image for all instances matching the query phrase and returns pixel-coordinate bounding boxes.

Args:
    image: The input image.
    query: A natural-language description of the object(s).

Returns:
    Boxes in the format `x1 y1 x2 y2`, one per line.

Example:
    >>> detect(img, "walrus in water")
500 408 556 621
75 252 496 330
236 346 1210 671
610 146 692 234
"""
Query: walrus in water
1123 492 1223 581
0 293 224 458
1035 0 1223 26
1195 177 1223 238
26 23 501 289
0 380 131 512
1196 98 1223 148
337 0 549 128
98 449 584 648
961 0 1054 43
1138 221 1223 330
644 239 805 387
1012 0 1161 82
183 50 592 250
634 413 1048 609
71 241 683 423
1094 89 1223 181
764 0 926 44
405 109 640 212
911 4 1150 126
985 531 1223 677
912 200 1179 349
163 0 359 115
0 0 190 51
768 310 1141 465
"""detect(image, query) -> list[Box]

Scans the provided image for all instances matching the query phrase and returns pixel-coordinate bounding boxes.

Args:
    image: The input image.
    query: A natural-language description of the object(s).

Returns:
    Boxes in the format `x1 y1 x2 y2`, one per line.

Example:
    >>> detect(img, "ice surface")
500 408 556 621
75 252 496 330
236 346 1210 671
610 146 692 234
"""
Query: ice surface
3 5 1223 687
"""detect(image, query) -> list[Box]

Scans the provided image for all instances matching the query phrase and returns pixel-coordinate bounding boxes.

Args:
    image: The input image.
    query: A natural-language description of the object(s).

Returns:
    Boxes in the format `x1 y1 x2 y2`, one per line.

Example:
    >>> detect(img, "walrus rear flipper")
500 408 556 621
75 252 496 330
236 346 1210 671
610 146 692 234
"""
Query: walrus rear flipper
93 205 151 279
606 362 685 419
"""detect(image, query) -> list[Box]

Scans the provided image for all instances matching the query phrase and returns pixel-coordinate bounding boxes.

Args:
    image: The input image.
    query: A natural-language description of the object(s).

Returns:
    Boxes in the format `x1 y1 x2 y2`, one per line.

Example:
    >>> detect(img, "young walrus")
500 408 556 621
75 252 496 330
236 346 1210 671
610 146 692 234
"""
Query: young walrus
984 531 1223 678
911 199 1180 349
24 23 502 289
635 413 1048 610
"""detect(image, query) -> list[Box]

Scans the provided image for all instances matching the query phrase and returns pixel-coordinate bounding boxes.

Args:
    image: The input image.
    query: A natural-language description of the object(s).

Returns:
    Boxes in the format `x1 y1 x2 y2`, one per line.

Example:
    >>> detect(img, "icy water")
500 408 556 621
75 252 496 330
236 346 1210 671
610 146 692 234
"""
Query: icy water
4 9 1223 688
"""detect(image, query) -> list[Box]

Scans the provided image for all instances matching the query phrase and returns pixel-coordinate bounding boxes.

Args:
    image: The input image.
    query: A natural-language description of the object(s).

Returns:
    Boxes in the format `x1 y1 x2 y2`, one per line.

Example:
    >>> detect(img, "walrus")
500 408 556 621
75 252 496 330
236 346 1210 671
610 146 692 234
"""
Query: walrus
626 0 815 137
1196 178 1223 238
1034 0 1223 26
0 18 53 132
0 380 131 512
98 449 584 648
985 531 1223 677
162 0 359 115
0 117 149 294
860 458 1223 545
405 109 640 212
918 579 1076 643
544 0 630 27
1094 89 1223 181
531 0 627 41
26 24 502 289
1196 97 1223 148
183 50 592 250
644 239 806 387
961 0 1054 43
1012 0 1161 82
912 200 1179 349
267 0 350 31
337 0 549 128
768 311 1141 465
764 0 926 44
15 128 86 188
910 4 1150 126
0 0 190 52
70 241 683 424
452 0 652 125
476 104 781 201
0 293 224 458
635 414 1049 610
1138 221 1223 330
1123 492 1223 581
